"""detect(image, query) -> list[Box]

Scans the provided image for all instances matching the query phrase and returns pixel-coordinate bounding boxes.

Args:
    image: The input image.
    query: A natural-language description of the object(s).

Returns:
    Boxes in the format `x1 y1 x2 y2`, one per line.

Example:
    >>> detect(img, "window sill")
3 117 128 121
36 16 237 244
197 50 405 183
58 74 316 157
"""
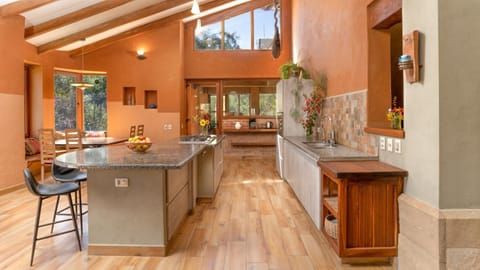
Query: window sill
365 127 405 138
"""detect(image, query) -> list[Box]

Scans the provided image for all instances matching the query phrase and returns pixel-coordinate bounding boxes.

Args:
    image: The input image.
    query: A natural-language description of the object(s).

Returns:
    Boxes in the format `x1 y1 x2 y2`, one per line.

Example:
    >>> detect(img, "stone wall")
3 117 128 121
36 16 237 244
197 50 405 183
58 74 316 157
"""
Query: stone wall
322 89 377 155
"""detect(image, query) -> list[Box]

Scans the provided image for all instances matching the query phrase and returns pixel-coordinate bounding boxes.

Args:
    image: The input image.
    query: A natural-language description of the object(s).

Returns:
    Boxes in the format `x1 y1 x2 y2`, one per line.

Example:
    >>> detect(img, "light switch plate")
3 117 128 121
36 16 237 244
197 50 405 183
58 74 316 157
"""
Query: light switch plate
387 138 393 152
379 136 386 151
115 178 129 187
394 139 402 154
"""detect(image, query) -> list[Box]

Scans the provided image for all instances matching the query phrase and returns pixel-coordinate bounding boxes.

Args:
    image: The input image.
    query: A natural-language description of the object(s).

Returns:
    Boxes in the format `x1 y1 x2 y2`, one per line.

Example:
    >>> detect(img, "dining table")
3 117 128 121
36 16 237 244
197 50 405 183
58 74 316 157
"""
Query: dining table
55 137 128 148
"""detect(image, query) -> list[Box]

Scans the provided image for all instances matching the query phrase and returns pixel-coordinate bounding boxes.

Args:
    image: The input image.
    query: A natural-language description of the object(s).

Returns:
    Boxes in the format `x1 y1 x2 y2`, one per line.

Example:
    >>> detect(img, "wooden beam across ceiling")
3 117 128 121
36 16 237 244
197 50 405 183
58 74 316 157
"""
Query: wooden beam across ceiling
0 0 55 17
25 0 133 39
37 0 193 54
70 0 234 56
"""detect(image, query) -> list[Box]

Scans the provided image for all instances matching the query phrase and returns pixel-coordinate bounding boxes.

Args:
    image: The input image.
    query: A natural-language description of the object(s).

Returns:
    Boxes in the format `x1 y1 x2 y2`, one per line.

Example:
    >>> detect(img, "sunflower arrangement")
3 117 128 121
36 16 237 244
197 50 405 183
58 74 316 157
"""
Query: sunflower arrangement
194 110 211 135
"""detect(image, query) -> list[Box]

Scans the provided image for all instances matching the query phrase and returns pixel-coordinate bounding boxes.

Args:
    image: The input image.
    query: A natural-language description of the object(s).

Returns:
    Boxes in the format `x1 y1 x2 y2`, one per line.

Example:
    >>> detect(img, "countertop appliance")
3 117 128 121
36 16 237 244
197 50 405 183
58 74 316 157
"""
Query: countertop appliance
266 121 273 129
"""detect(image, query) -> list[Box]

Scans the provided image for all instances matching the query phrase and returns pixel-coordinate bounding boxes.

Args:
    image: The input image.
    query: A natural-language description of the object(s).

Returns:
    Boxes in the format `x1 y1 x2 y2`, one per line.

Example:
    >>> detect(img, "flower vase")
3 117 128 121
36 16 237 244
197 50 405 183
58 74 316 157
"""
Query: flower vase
391 115 401 130
305 126 313 137
200 125 209 136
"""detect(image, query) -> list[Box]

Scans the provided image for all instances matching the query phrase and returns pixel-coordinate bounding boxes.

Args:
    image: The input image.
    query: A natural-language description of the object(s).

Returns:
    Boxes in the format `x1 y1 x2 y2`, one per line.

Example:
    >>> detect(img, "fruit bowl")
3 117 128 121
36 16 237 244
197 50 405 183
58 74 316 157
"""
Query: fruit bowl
125 141 152 152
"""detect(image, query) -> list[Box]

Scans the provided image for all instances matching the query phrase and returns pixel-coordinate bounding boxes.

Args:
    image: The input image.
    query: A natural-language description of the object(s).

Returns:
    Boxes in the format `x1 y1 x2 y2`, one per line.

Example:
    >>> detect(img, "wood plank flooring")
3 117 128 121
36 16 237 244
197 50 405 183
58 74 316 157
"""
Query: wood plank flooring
0 156 395 269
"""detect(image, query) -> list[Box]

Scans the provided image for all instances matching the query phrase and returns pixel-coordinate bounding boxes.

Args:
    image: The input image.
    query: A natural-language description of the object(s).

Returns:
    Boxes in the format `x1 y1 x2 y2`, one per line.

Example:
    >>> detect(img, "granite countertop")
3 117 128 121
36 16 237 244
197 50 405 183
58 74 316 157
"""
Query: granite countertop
54 136 225 169
284 136 378 162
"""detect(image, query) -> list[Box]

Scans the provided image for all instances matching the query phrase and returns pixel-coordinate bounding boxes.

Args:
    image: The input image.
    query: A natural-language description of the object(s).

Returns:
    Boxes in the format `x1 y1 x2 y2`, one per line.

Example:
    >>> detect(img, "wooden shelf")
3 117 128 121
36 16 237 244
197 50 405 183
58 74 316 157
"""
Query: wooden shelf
223 128 277 133
364 127 404 138
123 87 136 105
323 197 338 217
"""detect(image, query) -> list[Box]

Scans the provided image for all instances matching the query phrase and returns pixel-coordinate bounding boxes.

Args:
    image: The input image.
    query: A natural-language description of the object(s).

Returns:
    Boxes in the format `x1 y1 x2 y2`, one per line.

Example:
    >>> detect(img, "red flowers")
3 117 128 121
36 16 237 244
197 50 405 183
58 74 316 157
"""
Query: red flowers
300 89 324 134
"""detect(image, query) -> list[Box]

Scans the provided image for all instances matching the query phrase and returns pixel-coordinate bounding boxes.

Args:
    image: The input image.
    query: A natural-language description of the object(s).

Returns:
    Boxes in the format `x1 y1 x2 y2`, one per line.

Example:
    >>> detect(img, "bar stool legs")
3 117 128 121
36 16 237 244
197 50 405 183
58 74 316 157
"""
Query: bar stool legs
30 193 81 266
51 182 87 235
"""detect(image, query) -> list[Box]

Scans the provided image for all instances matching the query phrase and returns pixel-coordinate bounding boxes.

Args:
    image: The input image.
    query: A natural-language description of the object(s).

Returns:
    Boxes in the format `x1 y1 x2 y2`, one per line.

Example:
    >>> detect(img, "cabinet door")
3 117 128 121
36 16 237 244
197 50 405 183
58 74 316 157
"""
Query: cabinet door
197 148 214 197
213 141 223 193
283 141 321 228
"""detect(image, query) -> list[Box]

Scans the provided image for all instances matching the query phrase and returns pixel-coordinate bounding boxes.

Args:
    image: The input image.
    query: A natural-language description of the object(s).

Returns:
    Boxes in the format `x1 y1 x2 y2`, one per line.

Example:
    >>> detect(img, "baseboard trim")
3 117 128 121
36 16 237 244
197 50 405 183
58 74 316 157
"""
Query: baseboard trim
0 183 24 196
88 245 166 256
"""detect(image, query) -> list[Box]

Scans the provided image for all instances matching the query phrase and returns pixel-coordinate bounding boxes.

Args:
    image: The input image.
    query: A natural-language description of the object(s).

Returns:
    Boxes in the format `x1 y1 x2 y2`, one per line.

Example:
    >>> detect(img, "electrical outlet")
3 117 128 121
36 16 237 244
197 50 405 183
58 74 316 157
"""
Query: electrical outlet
115 178 128 187
379 136 386 151
387 138 393 152
394 139 402 154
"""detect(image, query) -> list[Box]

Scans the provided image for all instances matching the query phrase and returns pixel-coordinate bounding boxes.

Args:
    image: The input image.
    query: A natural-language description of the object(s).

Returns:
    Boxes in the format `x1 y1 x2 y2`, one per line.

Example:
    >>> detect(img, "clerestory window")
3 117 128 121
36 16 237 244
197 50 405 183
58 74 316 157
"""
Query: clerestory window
194 3 280 51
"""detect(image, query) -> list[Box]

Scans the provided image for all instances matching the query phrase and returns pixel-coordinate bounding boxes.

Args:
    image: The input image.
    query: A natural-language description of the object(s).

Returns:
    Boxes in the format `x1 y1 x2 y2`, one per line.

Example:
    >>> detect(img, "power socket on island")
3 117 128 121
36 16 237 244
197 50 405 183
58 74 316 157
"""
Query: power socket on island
115 177 129 187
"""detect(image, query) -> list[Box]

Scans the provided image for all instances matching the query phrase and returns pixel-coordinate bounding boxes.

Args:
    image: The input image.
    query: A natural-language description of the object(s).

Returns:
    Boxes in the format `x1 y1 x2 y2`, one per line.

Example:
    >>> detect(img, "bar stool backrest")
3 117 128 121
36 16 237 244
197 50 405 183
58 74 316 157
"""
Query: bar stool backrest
23 168 41 197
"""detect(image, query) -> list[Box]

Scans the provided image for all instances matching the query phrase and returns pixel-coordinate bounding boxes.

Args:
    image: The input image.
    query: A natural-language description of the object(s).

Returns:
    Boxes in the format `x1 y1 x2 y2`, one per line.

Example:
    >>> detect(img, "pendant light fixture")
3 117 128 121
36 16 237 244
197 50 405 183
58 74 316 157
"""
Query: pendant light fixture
70 39 93 90
191 0 200 15
195 19 202 35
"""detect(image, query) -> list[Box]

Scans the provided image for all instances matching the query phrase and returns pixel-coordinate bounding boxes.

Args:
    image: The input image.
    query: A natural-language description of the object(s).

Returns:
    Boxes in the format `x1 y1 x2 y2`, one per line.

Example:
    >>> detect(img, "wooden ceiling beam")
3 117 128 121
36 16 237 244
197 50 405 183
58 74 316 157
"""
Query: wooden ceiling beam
25 0 133 39
1 0 56 17
70 0 234 56
37 0 192 54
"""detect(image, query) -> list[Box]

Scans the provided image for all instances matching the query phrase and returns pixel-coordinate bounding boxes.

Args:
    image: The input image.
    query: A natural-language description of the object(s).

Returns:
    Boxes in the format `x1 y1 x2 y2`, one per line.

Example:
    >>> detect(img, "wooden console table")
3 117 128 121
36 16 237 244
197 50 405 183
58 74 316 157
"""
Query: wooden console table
318 161 408 259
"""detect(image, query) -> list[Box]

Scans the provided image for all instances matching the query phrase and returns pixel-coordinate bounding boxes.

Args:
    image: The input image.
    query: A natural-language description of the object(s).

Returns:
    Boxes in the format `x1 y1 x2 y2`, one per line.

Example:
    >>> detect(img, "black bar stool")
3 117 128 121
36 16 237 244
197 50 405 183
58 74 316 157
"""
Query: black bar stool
51 163 88 235
23 168 82 266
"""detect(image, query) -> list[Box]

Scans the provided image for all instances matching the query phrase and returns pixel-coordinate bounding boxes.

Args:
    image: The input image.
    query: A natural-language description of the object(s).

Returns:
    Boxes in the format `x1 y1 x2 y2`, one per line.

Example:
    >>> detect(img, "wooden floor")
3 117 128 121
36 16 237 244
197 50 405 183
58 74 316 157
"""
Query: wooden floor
0 156 395 269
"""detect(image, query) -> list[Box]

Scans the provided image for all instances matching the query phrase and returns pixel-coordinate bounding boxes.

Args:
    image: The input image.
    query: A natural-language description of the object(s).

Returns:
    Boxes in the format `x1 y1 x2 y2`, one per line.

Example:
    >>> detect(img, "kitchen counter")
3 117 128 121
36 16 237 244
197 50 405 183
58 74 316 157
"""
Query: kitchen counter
55 135 225 169
283 136 378 162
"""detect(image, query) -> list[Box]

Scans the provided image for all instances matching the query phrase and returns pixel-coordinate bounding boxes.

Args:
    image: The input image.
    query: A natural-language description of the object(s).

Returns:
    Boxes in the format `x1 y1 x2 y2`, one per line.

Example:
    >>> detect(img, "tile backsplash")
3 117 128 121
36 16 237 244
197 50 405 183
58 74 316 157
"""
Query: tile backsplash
322 89 378 155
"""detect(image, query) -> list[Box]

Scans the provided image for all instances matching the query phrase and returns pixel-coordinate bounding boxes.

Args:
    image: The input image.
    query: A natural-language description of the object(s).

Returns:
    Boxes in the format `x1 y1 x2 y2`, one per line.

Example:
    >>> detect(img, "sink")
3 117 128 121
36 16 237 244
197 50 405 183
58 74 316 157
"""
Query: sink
303 141 335 148
179 135 215 144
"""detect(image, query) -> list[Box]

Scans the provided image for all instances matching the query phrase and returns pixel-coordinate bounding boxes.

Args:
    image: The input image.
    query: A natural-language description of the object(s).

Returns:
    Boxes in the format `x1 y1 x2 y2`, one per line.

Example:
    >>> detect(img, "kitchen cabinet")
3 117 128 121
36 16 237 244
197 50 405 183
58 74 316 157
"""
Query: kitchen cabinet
284 140 321 228
275 135 284 179
197 141 224 200
318 161 407 259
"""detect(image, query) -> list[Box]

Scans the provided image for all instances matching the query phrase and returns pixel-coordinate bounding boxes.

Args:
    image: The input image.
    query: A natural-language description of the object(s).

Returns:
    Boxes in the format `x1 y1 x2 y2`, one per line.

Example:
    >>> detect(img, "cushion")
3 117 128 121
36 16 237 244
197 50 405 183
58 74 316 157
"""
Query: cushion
25 137 41 156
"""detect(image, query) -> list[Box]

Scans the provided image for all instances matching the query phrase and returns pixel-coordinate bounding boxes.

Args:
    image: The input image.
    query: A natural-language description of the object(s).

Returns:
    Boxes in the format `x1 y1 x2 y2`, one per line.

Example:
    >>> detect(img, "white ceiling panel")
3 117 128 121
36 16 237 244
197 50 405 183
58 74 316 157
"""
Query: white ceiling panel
57 2 192 51
21 0 103 27
26 0 168 46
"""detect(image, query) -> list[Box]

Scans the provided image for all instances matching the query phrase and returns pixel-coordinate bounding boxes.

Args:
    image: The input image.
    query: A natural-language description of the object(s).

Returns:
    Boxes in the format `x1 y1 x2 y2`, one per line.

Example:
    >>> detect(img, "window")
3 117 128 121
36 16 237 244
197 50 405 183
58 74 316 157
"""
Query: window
224 13 251 50
195 22 222 50
259 93 276 115
254 5 277 49
195 3 279 51
82 75 107 132
54 73 77 130
54 72 107 132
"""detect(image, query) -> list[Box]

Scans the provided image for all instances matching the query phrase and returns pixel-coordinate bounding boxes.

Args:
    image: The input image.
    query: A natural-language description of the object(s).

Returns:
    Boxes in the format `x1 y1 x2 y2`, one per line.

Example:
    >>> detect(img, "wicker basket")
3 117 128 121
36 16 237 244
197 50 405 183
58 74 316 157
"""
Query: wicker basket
324 215 338 240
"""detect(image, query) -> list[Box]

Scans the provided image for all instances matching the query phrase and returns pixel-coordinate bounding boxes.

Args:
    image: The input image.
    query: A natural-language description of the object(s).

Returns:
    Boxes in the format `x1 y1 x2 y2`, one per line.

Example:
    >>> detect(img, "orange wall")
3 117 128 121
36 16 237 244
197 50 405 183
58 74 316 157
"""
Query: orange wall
0 15 27 191
292 0 371 96
84 23 183 112
184 0 292 79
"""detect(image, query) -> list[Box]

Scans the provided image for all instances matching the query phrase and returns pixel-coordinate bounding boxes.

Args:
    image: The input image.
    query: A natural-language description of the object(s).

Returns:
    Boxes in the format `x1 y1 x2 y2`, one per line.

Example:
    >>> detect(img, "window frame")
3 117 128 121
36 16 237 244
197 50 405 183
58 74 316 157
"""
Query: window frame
194 3 279 52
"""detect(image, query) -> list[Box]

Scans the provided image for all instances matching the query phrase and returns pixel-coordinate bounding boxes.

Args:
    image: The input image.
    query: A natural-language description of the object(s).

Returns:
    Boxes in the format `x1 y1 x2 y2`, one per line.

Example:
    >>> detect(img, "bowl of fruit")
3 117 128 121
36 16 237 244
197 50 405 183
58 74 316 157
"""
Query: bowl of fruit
125 136 152 153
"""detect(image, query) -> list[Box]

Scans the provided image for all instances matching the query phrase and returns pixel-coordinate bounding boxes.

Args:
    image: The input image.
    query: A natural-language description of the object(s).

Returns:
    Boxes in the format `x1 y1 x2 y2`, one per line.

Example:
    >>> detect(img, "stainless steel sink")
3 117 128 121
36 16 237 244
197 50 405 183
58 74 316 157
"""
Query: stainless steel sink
303 141 335 148
179 135 215 144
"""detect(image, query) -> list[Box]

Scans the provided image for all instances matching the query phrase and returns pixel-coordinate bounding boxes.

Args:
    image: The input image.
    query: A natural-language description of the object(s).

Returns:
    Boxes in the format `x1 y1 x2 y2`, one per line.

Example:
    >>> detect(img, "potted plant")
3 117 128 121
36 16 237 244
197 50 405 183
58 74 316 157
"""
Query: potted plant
279 62 310 79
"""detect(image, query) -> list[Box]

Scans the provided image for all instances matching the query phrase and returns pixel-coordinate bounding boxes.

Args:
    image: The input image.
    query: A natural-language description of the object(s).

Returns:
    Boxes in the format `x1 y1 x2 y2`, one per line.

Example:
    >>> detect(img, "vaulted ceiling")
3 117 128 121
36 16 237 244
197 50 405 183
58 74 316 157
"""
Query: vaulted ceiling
0 0 256 55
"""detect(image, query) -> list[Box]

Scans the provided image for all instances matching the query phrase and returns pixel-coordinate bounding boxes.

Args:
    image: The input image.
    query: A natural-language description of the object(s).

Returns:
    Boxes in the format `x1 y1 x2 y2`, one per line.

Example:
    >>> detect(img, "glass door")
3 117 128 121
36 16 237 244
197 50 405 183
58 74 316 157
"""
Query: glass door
186 81 220 135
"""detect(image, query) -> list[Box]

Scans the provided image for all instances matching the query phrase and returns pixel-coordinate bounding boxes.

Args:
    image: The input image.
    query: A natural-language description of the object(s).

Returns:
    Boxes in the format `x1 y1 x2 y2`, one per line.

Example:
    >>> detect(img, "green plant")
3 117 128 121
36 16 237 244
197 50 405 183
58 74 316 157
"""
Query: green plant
279 62 310 79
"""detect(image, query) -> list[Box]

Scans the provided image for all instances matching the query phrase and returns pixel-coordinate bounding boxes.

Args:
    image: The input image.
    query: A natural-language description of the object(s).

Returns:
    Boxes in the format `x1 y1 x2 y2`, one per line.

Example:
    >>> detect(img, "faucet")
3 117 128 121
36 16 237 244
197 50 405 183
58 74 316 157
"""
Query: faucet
320 115 335 147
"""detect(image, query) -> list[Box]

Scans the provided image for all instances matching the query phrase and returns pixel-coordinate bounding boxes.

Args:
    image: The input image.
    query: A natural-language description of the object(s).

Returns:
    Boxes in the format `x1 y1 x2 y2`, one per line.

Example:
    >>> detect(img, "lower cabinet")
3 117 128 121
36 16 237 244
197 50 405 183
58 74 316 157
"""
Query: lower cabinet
284 140 321 228
318 161 407 259
166 163 191 240
197 141 224 200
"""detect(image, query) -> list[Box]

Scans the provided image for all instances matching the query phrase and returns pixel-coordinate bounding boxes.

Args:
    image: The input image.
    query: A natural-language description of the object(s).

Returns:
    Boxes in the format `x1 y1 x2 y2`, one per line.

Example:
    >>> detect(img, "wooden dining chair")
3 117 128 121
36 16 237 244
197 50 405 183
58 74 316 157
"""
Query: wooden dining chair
137 124 144 136
64 129 83 151
39 129 56 183
129 125 136 137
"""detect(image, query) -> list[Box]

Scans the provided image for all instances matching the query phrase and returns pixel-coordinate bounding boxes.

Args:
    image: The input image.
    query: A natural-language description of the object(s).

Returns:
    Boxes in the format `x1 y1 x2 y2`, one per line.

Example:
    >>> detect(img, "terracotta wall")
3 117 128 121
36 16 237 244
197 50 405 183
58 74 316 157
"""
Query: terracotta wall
78 23 184 142
184 0 292 79
0 16 28 191
291 0 371 96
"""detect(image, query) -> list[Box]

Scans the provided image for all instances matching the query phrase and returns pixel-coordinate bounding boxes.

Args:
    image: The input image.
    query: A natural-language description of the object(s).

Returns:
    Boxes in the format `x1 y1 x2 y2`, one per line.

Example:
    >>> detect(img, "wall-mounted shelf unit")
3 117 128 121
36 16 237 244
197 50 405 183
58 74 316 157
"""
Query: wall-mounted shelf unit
145 90 158 109
123 87 136 105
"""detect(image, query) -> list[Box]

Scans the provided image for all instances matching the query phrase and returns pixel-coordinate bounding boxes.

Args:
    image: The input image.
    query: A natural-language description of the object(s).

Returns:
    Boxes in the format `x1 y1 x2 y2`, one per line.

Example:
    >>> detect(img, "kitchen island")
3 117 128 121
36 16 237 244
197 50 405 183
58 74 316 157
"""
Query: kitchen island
55 137 223 256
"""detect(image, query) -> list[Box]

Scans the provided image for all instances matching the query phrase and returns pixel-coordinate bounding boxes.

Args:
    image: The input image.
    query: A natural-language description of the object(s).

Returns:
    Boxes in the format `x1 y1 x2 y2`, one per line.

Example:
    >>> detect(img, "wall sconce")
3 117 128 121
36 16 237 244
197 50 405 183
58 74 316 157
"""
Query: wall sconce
398 30 419 83
137 50 146 60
